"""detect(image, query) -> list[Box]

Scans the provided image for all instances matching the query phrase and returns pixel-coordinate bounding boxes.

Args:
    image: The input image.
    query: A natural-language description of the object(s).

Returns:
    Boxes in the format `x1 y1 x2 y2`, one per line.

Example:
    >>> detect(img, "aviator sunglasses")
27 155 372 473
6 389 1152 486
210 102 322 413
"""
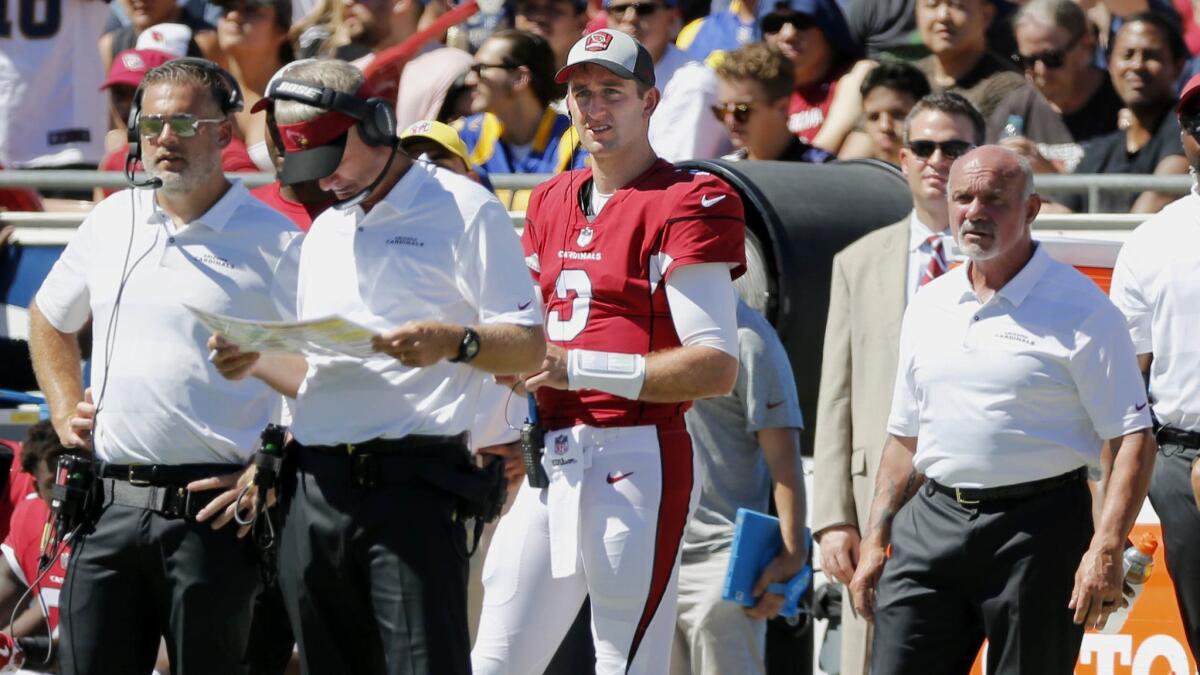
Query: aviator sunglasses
138 114 225 138
710 102 756 124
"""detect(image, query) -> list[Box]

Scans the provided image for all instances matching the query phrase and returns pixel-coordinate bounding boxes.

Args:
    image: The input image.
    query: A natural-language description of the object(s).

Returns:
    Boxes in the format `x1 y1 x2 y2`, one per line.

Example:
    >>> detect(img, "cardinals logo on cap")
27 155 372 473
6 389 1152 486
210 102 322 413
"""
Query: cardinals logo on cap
585 31 613 52
285 129 310 149
122 53 146 72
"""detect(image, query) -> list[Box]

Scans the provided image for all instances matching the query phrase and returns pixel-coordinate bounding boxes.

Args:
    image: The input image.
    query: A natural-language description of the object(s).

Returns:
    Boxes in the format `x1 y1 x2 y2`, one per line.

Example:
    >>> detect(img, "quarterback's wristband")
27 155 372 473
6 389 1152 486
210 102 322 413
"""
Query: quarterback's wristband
567 349 646 400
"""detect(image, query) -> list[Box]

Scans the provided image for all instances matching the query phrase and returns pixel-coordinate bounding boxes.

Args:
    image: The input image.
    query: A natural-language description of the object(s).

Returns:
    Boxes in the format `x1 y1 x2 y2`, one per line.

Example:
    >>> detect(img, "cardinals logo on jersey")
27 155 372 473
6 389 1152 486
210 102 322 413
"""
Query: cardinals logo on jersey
576 226 594 248
585 32 613 52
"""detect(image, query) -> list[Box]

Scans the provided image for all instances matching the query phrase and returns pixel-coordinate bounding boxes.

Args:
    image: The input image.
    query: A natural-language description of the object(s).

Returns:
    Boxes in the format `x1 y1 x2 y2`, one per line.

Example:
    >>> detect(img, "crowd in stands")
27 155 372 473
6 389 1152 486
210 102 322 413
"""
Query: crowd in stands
4 0 1200 215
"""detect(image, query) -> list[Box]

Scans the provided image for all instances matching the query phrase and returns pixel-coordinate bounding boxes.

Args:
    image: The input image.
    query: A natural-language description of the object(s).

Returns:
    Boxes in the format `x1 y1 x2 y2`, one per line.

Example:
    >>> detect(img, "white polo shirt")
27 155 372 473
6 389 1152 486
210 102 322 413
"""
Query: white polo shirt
1110 190 1200 432
35 182 303 465
290 161 541 446
887 243 1151 488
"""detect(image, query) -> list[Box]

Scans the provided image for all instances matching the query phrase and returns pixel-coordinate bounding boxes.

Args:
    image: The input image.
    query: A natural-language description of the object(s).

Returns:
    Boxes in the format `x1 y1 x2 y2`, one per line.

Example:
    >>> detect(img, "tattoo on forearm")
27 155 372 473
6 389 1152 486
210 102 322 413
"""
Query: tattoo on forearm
868 469 924 538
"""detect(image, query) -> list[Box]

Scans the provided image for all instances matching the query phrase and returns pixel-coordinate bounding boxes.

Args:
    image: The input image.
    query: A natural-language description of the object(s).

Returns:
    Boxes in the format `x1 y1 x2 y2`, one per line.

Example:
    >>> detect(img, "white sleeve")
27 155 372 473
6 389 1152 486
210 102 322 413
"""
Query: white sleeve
664 262 738 357
455 198 543 327
1108 240 1152 354
34 205 99 333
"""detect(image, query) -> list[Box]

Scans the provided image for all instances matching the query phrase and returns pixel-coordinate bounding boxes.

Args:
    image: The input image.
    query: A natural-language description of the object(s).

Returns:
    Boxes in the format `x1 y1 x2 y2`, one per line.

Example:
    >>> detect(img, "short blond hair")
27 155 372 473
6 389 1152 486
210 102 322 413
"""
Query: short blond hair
714 43 794 102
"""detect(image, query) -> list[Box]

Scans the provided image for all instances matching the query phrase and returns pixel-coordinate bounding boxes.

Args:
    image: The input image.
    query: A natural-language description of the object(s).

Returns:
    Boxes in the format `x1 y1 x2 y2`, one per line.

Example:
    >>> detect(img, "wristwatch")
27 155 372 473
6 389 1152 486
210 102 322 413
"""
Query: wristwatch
450 326 481 363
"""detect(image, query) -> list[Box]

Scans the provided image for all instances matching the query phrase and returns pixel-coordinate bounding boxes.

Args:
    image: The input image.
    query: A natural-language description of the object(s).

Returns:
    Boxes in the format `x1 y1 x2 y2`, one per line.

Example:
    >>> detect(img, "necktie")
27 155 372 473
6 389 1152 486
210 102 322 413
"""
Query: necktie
920 235 947 287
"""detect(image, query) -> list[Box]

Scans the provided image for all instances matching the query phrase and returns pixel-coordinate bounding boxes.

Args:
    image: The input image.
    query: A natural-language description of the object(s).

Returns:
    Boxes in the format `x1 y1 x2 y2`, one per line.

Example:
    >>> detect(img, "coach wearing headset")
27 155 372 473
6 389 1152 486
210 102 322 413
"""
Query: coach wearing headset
28 58 302 675
207 58 545 675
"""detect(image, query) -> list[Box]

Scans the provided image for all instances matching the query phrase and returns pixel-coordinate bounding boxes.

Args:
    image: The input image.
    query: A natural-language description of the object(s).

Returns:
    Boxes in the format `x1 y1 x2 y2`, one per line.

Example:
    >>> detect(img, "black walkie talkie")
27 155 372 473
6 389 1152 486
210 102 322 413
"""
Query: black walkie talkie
521 394 549 488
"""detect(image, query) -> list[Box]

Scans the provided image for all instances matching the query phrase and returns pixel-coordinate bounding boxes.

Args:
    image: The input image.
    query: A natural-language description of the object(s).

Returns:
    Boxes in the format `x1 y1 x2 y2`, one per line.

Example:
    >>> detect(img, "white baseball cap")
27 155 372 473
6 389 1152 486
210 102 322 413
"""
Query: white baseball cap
555 29 655 88
135 23 192 58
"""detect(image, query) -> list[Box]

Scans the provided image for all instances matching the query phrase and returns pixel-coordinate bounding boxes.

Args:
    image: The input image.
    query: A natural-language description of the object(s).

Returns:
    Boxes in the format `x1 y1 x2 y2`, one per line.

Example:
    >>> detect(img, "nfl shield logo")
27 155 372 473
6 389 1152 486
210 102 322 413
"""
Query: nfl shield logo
585 32 613 52
554 434 569 455
576 226 594 248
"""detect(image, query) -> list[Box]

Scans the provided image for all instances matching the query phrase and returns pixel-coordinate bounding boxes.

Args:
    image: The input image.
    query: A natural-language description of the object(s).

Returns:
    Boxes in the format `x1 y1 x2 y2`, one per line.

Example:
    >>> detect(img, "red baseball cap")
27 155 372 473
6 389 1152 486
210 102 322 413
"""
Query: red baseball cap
101 49 176 91
1179 74 1200 114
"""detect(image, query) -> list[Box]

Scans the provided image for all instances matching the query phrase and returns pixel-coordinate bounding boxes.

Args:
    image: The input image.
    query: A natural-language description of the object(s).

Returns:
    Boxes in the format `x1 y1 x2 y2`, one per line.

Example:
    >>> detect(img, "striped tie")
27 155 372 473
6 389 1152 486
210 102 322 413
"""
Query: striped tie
920 235 947 287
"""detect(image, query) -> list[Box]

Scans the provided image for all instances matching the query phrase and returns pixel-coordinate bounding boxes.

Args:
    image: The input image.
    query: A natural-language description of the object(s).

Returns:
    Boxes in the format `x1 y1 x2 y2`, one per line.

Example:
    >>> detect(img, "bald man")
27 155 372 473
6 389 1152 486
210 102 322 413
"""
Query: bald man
848 147 1155 675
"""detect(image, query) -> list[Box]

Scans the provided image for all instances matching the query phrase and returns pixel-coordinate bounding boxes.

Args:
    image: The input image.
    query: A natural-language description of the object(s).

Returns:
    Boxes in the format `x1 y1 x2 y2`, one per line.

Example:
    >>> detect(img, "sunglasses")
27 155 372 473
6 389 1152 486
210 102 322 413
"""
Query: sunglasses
710 102 755 124
761 11 815 35
907 139 974 160
1011 36 1079 71
468 61 522 76
137 114 225 138
607 2 662 17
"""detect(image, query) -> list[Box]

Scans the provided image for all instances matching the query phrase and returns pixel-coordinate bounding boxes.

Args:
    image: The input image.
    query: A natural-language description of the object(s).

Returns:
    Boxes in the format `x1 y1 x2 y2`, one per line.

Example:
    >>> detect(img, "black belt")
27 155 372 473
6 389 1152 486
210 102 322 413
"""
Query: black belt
1157 426 1200 450
99 463 244 486
297 433 469 489
928 467 1087 506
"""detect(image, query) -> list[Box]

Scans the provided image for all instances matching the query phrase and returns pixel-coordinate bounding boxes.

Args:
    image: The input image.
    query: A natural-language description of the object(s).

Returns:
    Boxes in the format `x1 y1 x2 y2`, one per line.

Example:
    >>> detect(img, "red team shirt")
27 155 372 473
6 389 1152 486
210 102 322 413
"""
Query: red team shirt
250 183 334 232
787 67 847 142
0 441 36 543
522 159 746 431
2 495 67 633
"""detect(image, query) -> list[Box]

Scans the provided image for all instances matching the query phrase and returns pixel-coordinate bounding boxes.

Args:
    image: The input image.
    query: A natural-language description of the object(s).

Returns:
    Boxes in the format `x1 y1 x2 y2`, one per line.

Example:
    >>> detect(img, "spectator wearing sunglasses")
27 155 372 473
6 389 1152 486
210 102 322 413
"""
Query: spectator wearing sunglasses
456 30 588 187
714 42 833 162
986 0 1122 173
914 0 1028 120
759 0 862 145
95 49 257 200
813 92 984 675
604 0 731 161
1060 13 1188 214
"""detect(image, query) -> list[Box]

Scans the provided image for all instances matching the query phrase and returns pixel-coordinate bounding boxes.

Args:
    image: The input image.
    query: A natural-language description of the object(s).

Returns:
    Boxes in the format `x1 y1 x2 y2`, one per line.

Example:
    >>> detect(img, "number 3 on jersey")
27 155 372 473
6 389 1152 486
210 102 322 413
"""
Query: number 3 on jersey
546 269 591 341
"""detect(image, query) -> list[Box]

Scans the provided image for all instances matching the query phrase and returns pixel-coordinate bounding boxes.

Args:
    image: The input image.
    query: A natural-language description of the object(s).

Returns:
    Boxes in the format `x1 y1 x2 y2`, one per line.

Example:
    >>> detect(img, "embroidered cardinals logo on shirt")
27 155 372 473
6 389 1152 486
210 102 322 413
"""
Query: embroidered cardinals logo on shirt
576 226 594 248
585 32 613 52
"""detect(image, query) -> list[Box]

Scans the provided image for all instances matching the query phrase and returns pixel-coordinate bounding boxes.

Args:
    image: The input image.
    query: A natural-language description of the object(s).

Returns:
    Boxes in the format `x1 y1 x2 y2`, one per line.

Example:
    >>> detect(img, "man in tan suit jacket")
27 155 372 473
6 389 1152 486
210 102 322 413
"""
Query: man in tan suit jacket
812 92 986 675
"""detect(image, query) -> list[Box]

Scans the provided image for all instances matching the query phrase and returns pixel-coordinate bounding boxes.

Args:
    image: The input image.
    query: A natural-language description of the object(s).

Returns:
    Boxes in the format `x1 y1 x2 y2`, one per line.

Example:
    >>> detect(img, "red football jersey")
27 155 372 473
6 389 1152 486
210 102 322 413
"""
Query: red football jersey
522 159 746 431
250 182 333 232
0 441 36 544
787 66 847 142
2 494 67 633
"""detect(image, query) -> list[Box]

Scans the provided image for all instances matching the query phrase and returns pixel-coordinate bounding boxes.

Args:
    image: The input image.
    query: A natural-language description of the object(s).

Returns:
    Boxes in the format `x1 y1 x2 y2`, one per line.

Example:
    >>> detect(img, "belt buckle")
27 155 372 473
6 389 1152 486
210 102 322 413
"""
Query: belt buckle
955 487 980 506
128 465 152 487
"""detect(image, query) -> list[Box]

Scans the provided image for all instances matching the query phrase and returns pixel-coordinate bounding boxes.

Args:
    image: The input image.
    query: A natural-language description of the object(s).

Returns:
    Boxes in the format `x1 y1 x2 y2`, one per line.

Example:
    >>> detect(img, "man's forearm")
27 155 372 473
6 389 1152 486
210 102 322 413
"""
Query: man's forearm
1093 429 1155 549
29 303 84 434
473 324 545 375
862 435 922 548
761 427 807 561
252 353 307 399
638 345 737 402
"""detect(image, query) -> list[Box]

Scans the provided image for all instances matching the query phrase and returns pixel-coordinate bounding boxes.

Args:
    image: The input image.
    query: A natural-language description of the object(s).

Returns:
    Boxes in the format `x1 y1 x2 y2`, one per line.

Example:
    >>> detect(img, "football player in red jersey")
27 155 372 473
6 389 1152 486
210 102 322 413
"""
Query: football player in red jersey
472 29 747 675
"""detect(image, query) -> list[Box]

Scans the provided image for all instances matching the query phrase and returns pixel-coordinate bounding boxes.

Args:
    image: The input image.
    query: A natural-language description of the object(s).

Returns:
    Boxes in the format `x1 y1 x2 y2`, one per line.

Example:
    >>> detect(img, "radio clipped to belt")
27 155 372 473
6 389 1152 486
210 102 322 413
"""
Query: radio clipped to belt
521 394 549 489
40 454 98 572
235 424 288 557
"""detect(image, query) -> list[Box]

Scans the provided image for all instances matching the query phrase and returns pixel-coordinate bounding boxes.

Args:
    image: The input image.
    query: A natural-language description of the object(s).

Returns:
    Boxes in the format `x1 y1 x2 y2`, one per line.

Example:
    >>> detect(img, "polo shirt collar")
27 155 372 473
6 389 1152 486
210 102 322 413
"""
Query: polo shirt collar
954 241 1049 308
359 161 429 224
147 179 245 232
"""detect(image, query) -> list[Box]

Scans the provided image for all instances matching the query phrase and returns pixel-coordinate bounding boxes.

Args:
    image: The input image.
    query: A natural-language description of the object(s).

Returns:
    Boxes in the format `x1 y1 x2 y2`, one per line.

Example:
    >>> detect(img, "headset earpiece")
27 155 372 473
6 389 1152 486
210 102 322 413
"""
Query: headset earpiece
358 98 398 147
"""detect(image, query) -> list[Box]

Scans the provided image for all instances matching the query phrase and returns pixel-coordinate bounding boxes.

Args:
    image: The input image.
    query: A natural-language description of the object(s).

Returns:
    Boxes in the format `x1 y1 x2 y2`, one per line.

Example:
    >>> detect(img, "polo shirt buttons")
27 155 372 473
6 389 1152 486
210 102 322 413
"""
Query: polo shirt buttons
358 227 364 232
168 237 175 244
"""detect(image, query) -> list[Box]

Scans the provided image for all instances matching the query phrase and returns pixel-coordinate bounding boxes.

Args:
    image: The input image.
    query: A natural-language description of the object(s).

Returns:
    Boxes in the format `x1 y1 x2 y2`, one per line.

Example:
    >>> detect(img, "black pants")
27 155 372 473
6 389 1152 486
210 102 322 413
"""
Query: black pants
277 451 471 675
1148 442 1200 661
60 496 261 675
870 478 1092 675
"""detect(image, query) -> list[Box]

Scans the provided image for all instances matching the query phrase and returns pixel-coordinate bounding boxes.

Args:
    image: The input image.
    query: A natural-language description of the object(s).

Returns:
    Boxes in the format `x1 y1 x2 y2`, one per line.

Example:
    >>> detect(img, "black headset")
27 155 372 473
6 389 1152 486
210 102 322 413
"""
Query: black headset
125 57 245 188
263 78 398 148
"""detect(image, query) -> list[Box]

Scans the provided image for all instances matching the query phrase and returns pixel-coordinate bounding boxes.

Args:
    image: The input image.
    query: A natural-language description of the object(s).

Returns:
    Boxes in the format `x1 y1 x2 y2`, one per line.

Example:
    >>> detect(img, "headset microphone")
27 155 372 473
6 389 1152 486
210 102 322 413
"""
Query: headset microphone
124 156 163 189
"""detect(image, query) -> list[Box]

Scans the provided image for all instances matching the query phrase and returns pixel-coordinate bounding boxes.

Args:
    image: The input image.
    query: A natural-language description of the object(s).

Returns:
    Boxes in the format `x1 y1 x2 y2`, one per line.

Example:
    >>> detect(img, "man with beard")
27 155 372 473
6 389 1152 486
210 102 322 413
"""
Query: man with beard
812 91 982 675
28 58 302 675
849 145 1155 674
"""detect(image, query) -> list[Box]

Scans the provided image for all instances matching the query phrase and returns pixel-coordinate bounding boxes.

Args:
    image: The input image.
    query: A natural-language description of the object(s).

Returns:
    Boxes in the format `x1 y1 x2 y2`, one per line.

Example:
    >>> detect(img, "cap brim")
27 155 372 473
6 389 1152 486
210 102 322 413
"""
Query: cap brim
1179 90 1200 114
99 76 141 91
555 59 639 84
279 135 346 185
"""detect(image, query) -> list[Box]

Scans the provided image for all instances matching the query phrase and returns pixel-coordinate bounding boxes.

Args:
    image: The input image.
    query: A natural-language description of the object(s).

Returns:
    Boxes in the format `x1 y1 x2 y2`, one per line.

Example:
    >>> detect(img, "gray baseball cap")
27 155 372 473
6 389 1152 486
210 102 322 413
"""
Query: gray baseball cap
555 29 655 88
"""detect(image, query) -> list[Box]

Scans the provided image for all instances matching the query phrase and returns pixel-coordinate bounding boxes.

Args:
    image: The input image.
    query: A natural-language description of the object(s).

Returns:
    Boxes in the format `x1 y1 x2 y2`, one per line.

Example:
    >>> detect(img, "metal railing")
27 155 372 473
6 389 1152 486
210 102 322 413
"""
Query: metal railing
0 170 1189 214
0 170 552 192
